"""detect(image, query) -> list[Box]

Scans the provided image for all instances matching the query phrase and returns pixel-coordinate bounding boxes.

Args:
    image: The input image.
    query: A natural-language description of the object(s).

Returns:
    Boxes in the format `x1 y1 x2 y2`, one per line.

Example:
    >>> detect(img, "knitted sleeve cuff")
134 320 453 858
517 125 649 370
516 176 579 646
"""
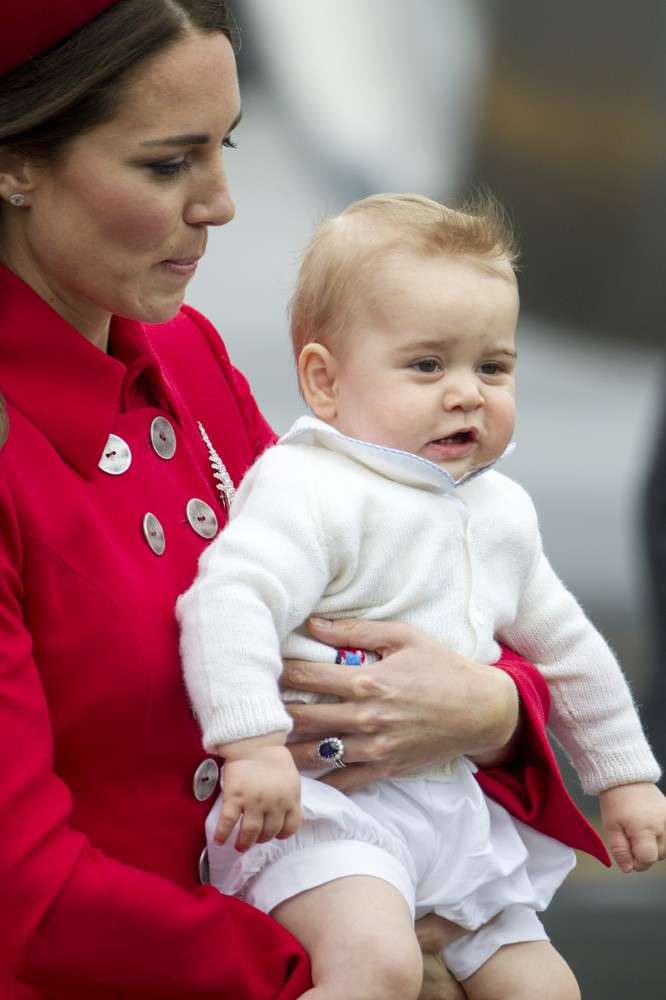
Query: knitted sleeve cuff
200 696 294 752
573 742 662 795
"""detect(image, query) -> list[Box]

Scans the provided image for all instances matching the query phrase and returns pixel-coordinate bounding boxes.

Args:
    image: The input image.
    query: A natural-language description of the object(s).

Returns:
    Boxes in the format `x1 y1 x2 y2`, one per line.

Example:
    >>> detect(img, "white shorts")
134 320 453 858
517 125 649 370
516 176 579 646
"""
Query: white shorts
206 758 575 980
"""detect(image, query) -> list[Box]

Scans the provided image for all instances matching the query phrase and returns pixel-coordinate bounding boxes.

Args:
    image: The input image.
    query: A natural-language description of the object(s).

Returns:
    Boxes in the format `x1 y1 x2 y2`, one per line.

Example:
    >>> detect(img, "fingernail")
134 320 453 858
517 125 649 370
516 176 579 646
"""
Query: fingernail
310 616 332 629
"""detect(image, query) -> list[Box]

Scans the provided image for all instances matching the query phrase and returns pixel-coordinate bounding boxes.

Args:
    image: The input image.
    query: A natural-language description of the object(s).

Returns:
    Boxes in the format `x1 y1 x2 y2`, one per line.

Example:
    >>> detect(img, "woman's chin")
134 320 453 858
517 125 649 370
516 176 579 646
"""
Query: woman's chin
126 292 187 325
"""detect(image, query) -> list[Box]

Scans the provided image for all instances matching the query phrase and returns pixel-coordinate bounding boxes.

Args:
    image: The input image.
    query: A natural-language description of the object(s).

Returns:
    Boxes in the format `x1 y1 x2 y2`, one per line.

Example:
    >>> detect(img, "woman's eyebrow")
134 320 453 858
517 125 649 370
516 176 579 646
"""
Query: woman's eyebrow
141 110 243 148
141 133 210 147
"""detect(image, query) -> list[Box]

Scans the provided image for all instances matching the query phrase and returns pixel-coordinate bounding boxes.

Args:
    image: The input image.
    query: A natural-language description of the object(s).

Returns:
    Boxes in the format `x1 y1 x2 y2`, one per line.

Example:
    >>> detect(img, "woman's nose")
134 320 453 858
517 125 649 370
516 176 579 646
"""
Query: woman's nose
207 186 236 227
185 163 236 228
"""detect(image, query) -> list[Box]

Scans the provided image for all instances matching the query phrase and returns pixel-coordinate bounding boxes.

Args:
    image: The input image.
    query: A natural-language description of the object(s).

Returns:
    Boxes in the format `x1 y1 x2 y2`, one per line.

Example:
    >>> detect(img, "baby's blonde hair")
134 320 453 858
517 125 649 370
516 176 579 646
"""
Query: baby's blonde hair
289 191 518 360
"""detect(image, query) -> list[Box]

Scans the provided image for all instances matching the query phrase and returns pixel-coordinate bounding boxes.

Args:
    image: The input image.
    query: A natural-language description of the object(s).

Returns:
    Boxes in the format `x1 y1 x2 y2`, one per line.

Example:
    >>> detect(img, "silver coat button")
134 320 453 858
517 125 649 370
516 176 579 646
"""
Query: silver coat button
99 434 132 475
186 498 218 539
198 846 210 885
142 512 165 555
193 758 219 802
150 416 176 460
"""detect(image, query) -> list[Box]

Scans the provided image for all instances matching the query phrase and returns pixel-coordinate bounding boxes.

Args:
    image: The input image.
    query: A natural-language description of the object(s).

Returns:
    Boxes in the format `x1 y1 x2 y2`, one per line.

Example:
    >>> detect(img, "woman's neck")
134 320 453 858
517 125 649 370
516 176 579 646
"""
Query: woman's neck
0 247 111 353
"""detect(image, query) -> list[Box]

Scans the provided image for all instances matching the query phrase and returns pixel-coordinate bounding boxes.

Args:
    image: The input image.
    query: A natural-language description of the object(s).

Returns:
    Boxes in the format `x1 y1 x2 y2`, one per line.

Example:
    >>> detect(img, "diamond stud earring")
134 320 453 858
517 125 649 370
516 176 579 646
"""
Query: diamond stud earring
9 193 26 207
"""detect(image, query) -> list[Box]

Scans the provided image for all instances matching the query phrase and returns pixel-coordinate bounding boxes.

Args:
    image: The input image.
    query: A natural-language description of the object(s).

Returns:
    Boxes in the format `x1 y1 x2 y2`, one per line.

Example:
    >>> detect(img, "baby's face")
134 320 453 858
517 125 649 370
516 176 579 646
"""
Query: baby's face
329 251 519 479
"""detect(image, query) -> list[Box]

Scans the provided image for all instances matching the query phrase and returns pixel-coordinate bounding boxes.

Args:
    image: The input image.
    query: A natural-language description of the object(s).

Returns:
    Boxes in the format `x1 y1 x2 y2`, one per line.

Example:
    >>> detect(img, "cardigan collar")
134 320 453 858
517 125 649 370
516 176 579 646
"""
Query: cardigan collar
0 264 175 478
279 415 515 493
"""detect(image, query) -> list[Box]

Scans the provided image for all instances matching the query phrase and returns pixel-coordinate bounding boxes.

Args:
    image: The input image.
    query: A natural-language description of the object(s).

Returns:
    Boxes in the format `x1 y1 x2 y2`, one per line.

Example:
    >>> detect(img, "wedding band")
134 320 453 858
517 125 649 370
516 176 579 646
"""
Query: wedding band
317 736 346 768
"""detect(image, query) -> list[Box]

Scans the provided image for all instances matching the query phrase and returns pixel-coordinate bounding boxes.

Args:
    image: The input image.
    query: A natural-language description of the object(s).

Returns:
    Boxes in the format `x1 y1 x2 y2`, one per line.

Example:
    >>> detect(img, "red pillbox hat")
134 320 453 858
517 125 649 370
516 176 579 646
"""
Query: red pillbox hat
3 1 120 76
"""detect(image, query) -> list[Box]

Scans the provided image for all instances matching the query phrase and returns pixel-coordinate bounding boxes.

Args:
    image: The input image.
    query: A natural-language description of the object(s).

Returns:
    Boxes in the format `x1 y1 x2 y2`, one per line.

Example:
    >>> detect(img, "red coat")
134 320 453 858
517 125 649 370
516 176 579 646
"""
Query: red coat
0 265 310 999
0 264 606 999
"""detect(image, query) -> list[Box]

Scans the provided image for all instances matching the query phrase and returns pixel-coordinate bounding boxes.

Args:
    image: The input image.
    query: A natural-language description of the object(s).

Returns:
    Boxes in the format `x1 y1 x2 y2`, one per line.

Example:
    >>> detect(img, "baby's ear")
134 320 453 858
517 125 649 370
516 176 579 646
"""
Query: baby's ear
298 343 339 420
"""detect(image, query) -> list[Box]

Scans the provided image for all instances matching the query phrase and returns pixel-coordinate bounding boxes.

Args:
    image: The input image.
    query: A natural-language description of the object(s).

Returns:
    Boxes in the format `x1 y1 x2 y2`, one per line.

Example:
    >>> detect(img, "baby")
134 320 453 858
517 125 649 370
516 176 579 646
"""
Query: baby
177 193 665 1000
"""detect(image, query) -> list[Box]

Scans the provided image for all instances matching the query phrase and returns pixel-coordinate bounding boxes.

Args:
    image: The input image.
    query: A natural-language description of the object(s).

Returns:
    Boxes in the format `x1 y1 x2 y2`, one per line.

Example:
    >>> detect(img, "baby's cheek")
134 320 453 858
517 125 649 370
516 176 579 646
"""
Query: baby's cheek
488 394 516 452
497 391 515 427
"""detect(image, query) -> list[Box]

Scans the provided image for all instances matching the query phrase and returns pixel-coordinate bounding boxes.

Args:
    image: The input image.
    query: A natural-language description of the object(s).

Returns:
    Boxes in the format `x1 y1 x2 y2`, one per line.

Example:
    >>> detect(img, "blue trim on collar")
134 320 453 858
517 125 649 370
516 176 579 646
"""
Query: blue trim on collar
278 415 515 493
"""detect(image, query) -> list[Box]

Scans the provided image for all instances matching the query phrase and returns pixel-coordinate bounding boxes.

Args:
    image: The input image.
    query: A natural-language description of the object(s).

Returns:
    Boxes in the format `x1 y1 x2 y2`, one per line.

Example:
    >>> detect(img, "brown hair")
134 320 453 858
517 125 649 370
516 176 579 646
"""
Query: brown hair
290 191 519 360
0 0 239 162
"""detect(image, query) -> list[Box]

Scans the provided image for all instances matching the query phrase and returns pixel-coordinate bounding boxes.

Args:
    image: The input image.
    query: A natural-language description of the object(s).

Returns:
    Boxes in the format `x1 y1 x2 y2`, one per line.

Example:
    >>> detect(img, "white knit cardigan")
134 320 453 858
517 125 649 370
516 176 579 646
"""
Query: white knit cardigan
177 416 660 795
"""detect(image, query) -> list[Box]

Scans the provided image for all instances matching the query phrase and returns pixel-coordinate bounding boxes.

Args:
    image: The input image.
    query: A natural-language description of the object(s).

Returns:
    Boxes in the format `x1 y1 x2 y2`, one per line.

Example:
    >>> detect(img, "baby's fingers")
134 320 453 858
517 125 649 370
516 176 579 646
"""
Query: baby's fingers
255 808 289 845
630 831 659 872
276 805 302 841
234 806 265 853
214 799 241 845
607 827 634 872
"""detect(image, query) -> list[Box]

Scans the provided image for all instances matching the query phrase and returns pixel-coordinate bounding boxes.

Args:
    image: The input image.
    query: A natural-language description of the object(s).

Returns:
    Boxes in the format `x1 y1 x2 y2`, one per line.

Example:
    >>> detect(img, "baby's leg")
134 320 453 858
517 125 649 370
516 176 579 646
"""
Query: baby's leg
461 940 580 1000
272 875 423 1000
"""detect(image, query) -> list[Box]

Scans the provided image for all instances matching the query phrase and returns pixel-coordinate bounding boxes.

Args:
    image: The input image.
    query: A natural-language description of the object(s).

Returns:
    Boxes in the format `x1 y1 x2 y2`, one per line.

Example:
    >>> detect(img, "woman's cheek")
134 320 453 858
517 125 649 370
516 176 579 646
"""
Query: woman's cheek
108 210 173 253
97 188 176 253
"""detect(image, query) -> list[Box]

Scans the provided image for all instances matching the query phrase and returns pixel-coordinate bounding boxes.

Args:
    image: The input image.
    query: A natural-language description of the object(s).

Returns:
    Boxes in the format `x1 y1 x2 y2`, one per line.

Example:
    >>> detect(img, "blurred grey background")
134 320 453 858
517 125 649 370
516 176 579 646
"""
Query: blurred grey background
187 2 666 994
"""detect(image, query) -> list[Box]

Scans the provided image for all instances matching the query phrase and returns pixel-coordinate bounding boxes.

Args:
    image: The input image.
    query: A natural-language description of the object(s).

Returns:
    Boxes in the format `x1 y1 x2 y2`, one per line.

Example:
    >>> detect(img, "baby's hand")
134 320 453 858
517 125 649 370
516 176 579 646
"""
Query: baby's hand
599 781 666 872
214 740 302 852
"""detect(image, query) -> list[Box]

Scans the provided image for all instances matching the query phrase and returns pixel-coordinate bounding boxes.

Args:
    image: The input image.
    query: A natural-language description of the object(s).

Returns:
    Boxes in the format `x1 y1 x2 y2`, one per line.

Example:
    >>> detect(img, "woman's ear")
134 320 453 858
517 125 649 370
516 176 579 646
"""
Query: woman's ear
0 150 36 206
298 342 339 420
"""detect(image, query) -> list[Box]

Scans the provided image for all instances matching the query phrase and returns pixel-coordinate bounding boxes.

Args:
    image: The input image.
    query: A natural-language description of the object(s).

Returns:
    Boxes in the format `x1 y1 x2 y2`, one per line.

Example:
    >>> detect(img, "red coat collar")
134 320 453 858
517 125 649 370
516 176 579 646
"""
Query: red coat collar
0 264 174 478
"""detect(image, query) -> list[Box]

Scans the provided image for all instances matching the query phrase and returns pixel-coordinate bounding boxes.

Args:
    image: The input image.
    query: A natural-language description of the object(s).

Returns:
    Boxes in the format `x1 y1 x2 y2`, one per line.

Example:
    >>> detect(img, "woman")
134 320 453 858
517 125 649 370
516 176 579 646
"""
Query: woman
0 2 604 997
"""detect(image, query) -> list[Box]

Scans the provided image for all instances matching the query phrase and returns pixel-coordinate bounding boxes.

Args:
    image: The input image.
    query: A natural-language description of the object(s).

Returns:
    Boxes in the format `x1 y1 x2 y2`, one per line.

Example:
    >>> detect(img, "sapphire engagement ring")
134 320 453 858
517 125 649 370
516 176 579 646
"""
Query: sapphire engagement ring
317 737 346 768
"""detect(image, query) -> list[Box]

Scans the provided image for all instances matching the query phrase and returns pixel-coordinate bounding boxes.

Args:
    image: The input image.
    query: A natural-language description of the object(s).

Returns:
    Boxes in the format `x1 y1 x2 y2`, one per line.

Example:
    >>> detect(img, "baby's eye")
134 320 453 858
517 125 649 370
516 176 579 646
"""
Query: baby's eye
412 358 441 374
479 361 505 376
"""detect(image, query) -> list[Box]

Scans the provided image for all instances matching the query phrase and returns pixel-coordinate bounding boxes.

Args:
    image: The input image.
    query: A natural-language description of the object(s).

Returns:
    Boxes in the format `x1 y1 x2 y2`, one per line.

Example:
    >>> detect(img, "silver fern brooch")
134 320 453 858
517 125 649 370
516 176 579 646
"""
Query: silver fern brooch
197 421 236 512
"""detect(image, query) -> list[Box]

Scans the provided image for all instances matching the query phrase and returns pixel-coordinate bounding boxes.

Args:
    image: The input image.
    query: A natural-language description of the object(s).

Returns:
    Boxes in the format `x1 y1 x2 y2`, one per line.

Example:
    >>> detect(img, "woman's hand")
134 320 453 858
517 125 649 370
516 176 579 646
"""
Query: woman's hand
415 915 466 1000
283 617 519 793
419 954 466 1000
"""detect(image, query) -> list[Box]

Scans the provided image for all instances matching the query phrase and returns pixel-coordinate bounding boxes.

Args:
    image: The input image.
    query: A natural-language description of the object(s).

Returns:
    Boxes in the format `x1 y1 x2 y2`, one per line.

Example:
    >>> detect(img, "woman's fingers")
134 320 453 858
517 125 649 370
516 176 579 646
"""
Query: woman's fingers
419 953 466 1000
307 616 417 656
415 914 466 952
281 617 422 699
319 761 392 792
281 659 365 699
288 735 385 771
286 698 384 736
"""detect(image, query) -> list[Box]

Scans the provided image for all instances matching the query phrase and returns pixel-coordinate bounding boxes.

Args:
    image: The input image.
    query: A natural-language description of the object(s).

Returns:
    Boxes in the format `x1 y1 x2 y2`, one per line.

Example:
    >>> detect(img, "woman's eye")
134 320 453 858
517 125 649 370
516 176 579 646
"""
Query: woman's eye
413 358 440 373
148 157 192 178
223 135 238 149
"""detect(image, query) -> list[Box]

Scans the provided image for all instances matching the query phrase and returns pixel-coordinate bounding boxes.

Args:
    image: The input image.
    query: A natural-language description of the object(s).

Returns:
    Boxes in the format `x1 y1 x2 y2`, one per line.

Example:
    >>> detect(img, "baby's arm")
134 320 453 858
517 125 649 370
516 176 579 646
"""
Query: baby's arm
214 731 302 852
177 446 332 752
499 538 660 791
599 781 666 872
497 492 662 866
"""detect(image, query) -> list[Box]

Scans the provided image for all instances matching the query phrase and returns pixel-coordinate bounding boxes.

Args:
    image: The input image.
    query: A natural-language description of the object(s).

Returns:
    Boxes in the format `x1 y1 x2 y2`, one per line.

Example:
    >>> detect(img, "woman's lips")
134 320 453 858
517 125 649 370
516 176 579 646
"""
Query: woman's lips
161 257 200 277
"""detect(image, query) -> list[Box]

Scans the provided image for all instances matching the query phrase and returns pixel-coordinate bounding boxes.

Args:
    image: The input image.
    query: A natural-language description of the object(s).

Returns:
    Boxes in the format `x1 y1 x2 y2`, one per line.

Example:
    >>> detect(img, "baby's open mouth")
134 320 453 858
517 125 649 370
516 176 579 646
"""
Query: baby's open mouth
434 429 478 445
